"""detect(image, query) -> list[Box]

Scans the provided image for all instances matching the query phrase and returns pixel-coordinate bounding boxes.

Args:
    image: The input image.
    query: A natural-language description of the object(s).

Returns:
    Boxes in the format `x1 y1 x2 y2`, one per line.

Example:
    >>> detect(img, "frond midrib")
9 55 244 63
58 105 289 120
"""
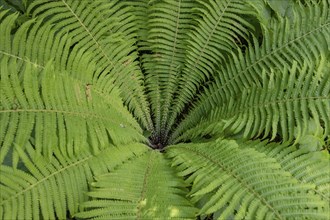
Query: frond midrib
188 0 232 74
136 152 154 219
160 0 183 126
0 155 92 206
60 0 114 68
0 108 121 124
0 51 43 68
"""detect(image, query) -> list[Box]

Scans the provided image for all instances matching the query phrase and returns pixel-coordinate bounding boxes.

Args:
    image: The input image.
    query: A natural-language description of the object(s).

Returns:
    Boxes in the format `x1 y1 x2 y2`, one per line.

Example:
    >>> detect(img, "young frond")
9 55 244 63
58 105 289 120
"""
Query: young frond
164 0 256 137
142 0 198 144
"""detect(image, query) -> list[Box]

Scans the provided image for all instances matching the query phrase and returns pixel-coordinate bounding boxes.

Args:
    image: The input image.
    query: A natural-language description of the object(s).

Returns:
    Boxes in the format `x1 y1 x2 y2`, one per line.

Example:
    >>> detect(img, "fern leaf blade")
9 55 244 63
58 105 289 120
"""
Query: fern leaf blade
167 139 329 219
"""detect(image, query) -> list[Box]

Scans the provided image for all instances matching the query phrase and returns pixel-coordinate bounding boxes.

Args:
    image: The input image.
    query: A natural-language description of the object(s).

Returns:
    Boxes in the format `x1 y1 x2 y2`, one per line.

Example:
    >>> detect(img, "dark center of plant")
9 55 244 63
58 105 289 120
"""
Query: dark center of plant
148 133 167 150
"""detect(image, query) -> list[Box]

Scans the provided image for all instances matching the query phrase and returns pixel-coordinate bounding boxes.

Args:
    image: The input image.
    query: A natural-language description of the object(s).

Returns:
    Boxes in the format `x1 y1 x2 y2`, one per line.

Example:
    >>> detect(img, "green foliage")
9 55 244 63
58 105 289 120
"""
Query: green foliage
167 139 329 219
76 151 197 219
0 0 329 219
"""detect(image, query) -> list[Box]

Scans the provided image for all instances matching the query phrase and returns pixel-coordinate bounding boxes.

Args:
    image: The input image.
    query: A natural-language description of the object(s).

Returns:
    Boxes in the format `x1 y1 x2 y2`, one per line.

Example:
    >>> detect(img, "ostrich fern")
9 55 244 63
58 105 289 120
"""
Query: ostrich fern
0 0 329 219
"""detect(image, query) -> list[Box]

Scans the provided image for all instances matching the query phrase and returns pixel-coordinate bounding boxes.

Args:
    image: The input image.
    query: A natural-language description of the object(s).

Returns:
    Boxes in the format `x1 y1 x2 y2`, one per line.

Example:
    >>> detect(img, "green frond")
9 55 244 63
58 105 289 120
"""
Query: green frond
0 10 70 72
164 0 256 136
0 8 153 131
171 0 330 142
0 142 148 219
174 61 330 143
125 0 151 50
0 56 144 162
1 0 329 219
238 139 330 204
76 150 197 219
174 116 226 143
167 139 329 219
13 0 153 130
222 62 330 142
141 0 198 143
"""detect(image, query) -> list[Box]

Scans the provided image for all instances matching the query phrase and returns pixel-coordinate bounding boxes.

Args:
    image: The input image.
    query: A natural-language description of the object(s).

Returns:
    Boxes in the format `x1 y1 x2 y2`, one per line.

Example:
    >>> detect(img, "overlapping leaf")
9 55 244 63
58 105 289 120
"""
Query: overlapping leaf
76 150 197 219
167 139 329 219
0 143 148 219
0 57 144 163
172 0 330 142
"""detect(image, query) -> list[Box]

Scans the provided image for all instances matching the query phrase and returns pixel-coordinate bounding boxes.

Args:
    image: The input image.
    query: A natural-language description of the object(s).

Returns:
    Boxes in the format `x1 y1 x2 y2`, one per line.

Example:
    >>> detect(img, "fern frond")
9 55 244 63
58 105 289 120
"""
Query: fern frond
76 150 197 219
141 0 197 143
0 10 71 72
223 62 330 142
125 0 151 50
0 0 28 16
21 0 153 130
164 0 255 137
171 0 330 142
1 1 329 219
167 139 329 219
174 61 330 143
0 10 143 132
0 142 148 219
238 139 330 204
0 57 144 163
175 115 226 143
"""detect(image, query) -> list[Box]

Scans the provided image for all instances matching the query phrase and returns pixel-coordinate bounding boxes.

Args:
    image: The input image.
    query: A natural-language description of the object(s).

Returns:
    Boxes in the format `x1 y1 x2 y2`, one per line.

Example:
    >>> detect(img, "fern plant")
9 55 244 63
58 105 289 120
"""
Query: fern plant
0 0 329 219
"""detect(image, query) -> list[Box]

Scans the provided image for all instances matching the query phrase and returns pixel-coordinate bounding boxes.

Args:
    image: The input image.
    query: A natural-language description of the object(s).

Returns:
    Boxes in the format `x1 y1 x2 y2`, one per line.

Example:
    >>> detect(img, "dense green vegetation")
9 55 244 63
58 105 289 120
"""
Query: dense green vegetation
0 0 329 219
